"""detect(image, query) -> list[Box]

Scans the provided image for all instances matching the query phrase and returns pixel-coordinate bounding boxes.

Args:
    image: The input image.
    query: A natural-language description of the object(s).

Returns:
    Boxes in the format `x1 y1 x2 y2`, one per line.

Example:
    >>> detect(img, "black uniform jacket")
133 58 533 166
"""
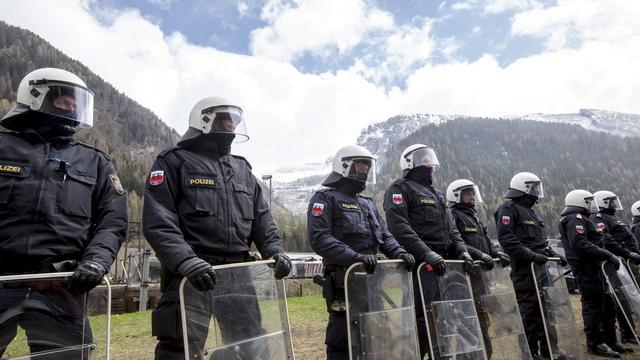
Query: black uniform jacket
592 212 639 255
495 199 547 268
383 177 467 261
307 188 406 267
559 208 614 268
451 205 500 259
0 131 128 272
143 146 283 272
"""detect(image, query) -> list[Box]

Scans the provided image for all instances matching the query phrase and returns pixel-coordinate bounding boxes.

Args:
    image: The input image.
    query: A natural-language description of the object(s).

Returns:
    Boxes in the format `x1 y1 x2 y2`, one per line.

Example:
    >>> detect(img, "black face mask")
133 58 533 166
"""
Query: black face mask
407 166 433 186
601 207 616 216
515 194 539 208
333 177 366 195
19 113 77 142
203 132 235 156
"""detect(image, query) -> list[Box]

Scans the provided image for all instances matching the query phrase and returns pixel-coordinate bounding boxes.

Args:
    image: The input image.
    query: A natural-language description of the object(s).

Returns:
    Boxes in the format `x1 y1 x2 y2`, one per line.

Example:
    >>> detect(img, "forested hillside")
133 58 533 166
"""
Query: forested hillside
366 118 640 237
0 21 180 220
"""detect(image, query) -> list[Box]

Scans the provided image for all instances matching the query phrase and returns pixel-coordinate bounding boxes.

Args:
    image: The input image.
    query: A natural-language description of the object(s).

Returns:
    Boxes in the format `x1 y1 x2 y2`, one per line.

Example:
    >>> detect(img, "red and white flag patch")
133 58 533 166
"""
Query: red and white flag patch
149 170 165 186
575 225 585 234
392 194 403 205
501 216 511 225
311 203 325 217
597 223 606 232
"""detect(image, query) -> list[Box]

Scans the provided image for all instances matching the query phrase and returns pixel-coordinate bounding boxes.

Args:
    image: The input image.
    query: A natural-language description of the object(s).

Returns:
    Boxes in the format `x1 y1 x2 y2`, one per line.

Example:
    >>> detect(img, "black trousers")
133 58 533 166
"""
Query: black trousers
573 266 617 348
512 265 559 357
152 268 267 360
0 283 92 360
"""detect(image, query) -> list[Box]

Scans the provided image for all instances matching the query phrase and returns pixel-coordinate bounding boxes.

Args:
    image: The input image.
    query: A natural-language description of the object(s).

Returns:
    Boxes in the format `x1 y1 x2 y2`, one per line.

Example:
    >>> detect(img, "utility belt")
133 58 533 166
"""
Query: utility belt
313 264 347 313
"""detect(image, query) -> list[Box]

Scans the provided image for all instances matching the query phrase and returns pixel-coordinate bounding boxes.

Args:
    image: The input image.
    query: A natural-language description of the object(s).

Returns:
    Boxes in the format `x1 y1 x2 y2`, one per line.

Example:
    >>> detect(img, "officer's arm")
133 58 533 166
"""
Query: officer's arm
307 192 360 267
383 185 431 261
481 223 501 257
613 223 640 253
82 158 128 271
496 206 535 262
250 176 284 259
447 208 468 257
565 217 610 261
602 223 632 258
374 202 407 259
142 157 197 272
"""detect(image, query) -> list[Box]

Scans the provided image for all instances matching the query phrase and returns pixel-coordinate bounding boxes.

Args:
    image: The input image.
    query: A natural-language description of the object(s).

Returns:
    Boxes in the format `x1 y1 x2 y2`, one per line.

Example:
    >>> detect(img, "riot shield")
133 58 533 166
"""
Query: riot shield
0 272 111 360
548 240 577 293
531 260 585 360
179 260 294 359
601 259 640 344
344 259 419 360
469 262 531 360
418 260 487 360
625 259 640 291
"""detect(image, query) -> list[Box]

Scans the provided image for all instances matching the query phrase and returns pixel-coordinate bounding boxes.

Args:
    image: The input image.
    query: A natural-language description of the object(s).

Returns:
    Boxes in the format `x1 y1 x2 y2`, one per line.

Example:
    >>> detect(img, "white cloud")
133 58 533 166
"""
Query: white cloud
237 1 250 17
249 0 394 63
3 0 640 175
451 0 539 13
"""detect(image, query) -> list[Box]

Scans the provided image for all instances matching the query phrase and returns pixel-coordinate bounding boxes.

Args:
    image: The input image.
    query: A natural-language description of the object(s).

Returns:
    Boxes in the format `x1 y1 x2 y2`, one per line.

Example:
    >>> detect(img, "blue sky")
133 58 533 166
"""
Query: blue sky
1 0 639 171
90 0 550 83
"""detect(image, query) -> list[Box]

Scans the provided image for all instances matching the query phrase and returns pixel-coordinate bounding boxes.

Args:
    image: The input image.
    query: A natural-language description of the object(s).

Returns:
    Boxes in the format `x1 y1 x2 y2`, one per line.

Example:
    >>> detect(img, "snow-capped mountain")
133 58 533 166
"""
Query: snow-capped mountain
269 108 640 215
521 109 640 138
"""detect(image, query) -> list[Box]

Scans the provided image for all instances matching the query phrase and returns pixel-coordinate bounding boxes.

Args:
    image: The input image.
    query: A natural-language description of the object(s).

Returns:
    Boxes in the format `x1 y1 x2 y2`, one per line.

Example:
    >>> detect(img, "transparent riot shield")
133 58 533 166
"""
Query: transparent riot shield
625 259 640 290
469 262 532 360
0 272 111 359
531 260 585 360
602 259 640 344
418 260 487 360
344 259 419 360
548 239 577 294
179 260 294 359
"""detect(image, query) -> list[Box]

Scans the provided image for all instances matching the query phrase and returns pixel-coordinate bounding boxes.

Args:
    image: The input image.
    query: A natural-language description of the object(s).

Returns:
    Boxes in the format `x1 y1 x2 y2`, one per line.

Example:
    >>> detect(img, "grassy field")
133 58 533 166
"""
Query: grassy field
4 293 640 359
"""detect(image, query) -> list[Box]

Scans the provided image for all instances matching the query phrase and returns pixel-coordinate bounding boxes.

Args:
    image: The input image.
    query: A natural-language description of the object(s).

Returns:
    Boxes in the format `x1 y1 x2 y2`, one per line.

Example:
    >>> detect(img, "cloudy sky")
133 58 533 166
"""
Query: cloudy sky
1 0 639 174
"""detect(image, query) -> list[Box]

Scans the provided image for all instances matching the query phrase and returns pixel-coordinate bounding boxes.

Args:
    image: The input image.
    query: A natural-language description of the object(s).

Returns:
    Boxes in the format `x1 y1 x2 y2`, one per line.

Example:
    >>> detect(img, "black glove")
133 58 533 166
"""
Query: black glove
606 252 621 270
628 252 640 265
423 251 446 276
354 254 377 274
479 253 495 270
67 260 107 294
459 252 475 274
398 253 416 271
178 257 217 292
545 247 567 266
496 251 511 267
532 253 548 264
272 253 292 279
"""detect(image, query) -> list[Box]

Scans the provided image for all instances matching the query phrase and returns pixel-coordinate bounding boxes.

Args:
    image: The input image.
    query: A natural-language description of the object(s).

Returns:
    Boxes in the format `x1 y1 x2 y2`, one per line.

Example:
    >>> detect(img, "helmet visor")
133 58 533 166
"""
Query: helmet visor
524 181 544 198
345 157 376 184
409 147 440 171
587 196 599 213
202 105 249 143
606 196 624 211
458 185 483 204
30 80 94 127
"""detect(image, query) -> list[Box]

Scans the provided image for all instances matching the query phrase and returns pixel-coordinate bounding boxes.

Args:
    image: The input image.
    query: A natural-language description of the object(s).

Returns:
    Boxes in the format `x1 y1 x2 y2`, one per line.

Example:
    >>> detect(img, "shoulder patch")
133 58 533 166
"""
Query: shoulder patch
149 170 165 186
109 174 126 195
392 193 403 205
502 216 511 225
311 203 325 216
597 223 606 232
575 225 585 234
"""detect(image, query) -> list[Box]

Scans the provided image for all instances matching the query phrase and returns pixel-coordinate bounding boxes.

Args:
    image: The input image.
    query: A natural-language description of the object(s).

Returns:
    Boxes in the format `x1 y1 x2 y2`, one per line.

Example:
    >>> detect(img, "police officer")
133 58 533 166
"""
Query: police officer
495 172 566 360
143 96 292 359
559 190 624 358
447 179 510 267
0 68 128 358
383 144 473 358
632 201 640 243
447 179 511 358
307 144 414 360
592 190 640 347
